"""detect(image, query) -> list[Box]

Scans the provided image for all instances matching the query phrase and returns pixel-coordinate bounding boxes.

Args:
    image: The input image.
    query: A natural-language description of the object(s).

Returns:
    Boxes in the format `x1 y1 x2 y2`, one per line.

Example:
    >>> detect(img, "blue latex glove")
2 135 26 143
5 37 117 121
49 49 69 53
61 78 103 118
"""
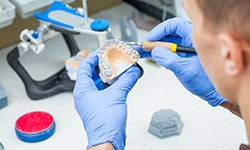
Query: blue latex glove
73 50 140 150
140 17 225 106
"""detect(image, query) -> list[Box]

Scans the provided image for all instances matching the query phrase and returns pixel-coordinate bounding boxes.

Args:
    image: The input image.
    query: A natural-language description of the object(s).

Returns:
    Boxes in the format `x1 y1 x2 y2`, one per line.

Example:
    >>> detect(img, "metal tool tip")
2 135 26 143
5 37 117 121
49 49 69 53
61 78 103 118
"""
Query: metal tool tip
125 42 142 46
125 42 136 45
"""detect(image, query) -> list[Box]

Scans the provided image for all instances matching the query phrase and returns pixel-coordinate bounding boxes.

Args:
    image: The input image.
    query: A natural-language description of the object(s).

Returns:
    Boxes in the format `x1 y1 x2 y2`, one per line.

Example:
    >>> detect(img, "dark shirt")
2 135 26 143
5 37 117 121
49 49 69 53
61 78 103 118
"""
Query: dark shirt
240 144 250 150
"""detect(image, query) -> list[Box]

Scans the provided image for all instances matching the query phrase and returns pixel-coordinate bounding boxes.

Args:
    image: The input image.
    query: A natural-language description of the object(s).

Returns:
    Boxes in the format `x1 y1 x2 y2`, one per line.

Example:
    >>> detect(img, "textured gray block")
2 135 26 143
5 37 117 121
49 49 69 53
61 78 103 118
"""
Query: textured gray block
0 85 8 109
148 109 183 138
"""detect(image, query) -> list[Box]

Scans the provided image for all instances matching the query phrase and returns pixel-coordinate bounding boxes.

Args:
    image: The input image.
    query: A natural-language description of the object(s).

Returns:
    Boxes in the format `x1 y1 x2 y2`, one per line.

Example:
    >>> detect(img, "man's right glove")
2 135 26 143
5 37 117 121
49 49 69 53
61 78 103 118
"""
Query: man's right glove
141 17 226 107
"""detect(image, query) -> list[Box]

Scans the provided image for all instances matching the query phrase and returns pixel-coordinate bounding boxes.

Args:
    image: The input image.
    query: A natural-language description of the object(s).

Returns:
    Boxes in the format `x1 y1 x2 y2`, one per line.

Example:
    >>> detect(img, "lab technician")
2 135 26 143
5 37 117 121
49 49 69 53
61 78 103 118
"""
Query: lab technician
73 0 250 149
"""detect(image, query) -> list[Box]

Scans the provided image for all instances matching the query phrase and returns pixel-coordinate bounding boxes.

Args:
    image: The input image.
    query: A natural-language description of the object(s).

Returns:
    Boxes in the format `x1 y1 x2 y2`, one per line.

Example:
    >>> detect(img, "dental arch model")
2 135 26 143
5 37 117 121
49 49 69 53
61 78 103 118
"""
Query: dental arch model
98 39 140 84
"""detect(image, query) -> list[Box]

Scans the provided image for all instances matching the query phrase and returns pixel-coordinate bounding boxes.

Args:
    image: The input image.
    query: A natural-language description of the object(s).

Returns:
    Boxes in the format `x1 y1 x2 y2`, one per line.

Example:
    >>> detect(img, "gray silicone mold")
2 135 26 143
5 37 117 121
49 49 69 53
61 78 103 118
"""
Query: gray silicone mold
148 109 183 138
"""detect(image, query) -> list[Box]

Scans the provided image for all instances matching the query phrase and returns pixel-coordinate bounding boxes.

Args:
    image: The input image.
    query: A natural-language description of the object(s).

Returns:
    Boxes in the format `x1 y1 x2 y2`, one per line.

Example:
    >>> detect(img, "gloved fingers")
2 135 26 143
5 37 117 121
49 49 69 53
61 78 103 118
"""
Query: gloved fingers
158 36 188 58
74 50 99 94
139 51 152 58
133 36 184 58
132 36 152 58
176 52 187 58
109 65 141 95
132 44 145 55
162 35 191 48
78 50 99 78
185 53 196 58
92 66 105 90
147 17 192 42
93 77 105 90
132 36 146 53
151 46 180 72
133 45 152 58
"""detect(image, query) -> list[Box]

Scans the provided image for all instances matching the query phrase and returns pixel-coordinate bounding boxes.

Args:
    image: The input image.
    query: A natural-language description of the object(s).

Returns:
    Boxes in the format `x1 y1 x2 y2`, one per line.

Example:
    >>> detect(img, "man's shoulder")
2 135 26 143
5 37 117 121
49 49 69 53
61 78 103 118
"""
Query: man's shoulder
240 144 250 150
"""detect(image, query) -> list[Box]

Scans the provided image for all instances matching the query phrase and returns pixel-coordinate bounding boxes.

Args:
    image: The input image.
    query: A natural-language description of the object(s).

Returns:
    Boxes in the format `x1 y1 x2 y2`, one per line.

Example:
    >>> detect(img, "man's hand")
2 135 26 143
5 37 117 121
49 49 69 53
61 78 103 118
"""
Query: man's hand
138 17 226 107
73 50 141 150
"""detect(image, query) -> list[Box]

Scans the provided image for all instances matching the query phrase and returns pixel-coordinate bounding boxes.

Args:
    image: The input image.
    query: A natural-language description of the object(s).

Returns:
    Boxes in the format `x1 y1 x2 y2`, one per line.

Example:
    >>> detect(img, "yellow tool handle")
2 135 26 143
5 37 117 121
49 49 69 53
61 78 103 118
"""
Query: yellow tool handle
142 40 177 53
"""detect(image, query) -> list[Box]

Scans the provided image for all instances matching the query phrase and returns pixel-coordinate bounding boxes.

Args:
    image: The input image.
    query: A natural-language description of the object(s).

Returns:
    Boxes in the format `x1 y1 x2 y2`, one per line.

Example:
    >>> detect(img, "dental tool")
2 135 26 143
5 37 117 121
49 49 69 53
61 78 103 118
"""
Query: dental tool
126 40 196 54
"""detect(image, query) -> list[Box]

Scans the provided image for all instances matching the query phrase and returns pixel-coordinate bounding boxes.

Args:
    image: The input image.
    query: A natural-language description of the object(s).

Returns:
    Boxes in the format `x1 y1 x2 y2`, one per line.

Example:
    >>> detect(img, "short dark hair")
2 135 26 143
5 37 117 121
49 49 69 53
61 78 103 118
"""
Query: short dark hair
196 0 250 43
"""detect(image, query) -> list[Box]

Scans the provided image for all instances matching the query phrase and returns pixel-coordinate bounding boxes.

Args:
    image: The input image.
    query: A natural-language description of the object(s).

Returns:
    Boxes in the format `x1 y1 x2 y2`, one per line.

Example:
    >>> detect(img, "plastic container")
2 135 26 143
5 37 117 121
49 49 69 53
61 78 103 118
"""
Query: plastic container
15 111 56 143
0 0 15 28
9 0 75 19
0 85 8 109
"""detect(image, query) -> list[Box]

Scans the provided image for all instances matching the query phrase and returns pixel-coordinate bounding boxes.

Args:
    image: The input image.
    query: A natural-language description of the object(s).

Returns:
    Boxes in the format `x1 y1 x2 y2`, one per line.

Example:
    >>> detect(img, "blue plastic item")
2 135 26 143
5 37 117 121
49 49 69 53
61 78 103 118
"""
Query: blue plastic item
0 85 8 109
15 122 55 143
15 111 56 143
34 1 82 29
32 30 39 39
90 19 110 31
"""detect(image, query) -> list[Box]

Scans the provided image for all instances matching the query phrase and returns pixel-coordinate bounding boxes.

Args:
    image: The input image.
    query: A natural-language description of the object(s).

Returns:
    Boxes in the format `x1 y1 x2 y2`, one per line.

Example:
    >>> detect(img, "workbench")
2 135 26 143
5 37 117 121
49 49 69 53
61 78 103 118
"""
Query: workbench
0 3 247 150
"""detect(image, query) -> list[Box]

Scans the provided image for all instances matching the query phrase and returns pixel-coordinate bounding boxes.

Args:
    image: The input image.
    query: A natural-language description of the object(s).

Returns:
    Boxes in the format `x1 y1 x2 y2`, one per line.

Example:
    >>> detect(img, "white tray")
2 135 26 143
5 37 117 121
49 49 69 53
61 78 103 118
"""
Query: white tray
0 0 15 28
9 0 75 19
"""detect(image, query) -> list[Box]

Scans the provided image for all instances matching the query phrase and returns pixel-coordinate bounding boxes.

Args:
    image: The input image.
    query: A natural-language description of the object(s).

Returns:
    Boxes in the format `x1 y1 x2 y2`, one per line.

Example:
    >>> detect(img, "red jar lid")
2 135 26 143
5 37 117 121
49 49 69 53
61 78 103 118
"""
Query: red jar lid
15 111 56 143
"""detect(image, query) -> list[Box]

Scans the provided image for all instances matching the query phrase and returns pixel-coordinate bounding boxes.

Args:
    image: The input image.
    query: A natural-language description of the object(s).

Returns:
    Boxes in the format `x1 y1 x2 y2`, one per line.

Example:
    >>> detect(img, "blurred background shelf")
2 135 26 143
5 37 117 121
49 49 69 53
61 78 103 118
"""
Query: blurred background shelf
0 0 15 29
9 0 75 19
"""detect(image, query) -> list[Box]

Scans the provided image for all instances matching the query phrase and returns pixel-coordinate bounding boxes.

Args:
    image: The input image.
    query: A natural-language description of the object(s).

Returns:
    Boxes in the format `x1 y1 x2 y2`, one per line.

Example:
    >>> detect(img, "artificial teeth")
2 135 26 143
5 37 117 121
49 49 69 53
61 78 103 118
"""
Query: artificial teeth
102 43 109 50
126 47 133 54
132 50 139 58
98 52 102 58
118 43 123 48
114 40 119 45
102 62 110 69
111 40 116 44
101 47 106 51
99 58 105 64
104 69 113 77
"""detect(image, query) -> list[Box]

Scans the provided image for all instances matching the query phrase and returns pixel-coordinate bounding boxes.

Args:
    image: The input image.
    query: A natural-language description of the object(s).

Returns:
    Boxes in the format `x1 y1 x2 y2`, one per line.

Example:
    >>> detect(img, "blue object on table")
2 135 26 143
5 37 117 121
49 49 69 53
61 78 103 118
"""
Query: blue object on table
32 30 39 39
15 122 55 143
15 111 56 143
15 122 56 143
90 19 110 31
34 1 83 29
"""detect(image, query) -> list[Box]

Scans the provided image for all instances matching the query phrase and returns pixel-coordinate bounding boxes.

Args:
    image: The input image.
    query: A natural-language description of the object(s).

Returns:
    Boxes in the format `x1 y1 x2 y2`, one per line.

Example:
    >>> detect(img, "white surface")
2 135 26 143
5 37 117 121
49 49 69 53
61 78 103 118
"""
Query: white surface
0 3 248 150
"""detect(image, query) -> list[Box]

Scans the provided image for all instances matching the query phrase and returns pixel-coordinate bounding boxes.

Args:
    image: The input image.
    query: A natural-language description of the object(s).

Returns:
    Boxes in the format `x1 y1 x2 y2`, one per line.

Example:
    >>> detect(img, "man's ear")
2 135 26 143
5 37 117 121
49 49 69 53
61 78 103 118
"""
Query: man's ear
219 33 244 76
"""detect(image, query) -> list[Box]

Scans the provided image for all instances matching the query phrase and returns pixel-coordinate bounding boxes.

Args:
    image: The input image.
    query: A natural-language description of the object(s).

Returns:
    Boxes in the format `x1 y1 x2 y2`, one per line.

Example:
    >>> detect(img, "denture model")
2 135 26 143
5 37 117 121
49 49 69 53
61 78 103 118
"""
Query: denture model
65 49 90 80
98 39 140 85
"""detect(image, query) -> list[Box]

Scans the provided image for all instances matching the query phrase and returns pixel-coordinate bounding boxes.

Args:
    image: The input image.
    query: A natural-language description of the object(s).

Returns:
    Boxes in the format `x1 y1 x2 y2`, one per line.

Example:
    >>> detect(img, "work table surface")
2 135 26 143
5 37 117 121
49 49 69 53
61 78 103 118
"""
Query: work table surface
0 3 247 150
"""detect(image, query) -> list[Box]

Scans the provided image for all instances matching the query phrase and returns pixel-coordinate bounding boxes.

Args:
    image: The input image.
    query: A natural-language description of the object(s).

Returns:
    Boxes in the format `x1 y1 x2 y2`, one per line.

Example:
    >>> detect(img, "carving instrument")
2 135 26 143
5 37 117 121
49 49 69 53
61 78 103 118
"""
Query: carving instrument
126 40 196 54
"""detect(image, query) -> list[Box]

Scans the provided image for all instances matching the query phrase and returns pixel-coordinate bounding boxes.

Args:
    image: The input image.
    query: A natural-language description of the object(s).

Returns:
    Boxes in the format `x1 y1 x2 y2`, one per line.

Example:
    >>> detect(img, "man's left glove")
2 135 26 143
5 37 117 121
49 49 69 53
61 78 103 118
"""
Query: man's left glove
73 50 141 150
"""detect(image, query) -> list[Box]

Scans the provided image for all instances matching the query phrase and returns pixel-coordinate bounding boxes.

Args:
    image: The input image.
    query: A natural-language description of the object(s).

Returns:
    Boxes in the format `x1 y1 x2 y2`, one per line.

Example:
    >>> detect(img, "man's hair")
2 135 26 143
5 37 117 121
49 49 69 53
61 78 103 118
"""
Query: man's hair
195 0 250 43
